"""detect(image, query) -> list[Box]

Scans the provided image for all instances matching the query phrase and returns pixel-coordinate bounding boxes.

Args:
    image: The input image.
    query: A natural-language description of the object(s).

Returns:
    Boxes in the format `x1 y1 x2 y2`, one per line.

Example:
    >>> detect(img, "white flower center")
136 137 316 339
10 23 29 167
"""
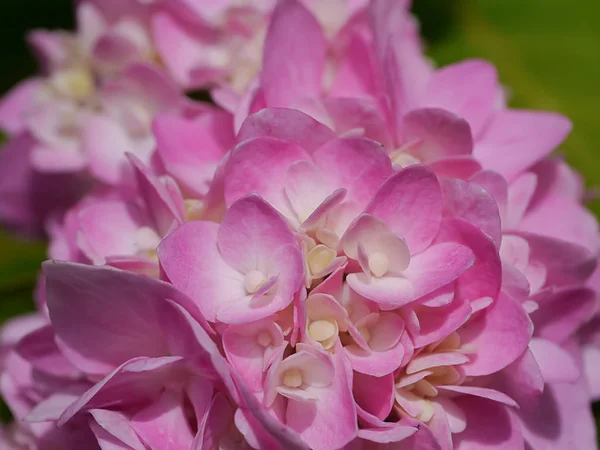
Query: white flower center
244 270 266 294
368 252 389 278
282 369 303 388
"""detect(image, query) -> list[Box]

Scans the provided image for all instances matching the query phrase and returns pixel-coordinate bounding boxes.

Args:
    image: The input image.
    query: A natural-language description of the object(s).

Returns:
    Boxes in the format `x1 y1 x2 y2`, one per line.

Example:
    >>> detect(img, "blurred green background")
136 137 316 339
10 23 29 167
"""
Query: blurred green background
0 0 599 430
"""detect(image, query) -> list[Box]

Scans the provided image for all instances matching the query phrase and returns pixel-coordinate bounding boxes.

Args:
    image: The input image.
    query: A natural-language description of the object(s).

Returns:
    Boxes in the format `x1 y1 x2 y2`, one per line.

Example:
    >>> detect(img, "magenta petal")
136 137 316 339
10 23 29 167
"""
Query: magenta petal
237 107 336 153
195 393 234 449
516 232 596 286
43 261 210 374
459 293 533 376
15 325 80 379
353 372 394 421
530 287 596 344
366 165 443 253
261 0 326 107
129 154 184 233
130 390 194 449
518 378 596 450
230 370 310 449
491 348 543 408
0 78 42 134
453 397 524 449
90 409 146 450
59 356 185 424
529 338 580 383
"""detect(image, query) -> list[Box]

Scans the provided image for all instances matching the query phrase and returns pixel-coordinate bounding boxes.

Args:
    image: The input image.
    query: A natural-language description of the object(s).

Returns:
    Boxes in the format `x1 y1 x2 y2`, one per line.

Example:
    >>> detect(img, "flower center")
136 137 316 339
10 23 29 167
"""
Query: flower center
134 226 161 254
307 245 336 276
256 331 272 348
184 199 205 222
50 67 95 101
282 369 303 388
244 270 266 294
308 319 337 343
368 252 389 278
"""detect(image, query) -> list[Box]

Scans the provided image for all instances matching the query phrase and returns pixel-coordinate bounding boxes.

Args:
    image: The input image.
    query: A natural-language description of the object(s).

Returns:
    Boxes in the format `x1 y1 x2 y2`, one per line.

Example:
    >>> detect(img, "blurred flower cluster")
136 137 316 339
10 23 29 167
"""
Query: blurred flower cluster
0 0 599 449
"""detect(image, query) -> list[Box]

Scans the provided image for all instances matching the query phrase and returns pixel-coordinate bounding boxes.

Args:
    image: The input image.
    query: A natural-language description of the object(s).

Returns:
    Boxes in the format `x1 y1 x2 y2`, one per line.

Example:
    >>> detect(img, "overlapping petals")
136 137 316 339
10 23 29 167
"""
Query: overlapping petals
0 0 598 449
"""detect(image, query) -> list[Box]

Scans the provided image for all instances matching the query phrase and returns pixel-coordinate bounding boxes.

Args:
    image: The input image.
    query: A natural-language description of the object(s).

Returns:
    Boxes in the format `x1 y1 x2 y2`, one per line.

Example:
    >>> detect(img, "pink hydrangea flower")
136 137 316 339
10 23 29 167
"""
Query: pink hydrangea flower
0 0 599 449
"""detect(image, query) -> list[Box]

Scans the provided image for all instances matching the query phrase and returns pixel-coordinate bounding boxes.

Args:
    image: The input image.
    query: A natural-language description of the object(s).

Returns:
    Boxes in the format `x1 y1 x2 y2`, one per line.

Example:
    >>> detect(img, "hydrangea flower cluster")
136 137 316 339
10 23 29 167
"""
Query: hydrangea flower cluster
0 0 599 449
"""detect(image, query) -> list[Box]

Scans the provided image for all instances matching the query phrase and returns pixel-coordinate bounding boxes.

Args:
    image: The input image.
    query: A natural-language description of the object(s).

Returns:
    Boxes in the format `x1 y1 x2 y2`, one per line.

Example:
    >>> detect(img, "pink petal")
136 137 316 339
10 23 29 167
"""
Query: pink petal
261 0 326 107
458 293 533 376
453 397 524 450
323 97 393 148
412 297 472 349
90 410 146 450
424 60 499 137
442 178 502 246
130 390 194 449
83 115 137 185
237 107 336 153
223 320 284 392
516 232 596 286
286 344 358 450
406 243 475 300
475 110 572 181
492 348 543 408
347 273 414 308
528 338 579 383
0 78 42 134
518 377 596 450
43 261 209 374
366 165 443 253
223 137 310 216
217 194 301 276
59 356 185 424
437 385 517 407
530 287 596 344
153 112 233 197
77 200 150 263
353 372 394 421
436 218 502 305
158 221 245 323
401 108 473 162
312 137 393 208
129 155 184 234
